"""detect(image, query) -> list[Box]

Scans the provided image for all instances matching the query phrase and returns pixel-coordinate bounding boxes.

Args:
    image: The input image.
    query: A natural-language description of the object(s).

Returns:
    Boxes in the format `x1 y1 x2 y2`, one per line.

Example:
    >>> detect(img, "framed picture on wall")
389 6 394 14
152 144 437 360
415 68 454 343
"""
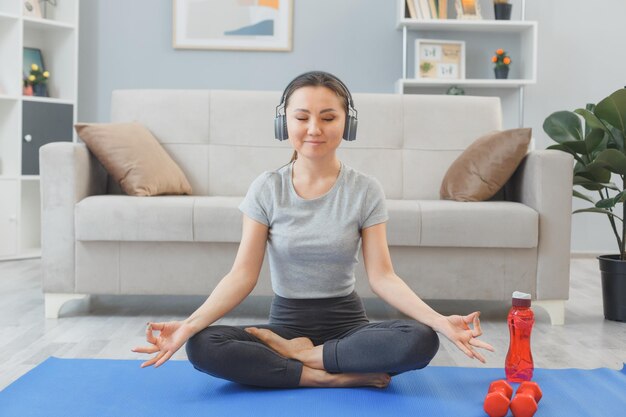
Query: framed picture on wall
173 0 294 51
415 39 465 80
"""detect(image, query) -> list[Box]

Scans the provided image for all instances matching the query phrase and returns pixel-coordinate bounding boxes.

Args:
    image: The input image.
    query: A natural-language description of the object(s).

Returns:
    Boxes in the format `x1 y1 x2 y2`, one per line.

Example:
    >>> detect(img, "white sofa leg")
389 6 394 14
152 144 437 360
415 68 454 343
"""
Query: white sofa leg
533 300 565 325
45 293 90 319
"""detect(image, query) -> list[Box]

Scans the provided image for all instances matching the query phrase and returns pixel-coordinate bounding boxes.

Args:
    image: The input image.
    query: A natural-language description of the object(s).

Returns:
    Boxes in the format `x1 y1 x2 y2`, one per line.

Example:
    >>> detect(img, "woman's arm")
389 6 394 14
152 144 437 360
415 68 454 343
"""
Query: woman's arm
361 222 494 362
184 214 269 332
133 214 268 368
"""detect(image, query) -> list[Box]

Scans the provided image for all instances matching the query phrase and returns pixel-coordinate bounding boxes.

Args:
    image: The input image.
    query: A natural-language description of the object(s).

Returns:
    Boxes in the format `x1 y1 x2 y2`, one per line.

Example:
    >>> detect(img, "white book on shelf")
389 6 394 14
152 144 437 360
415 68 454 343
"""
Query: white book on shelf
419 0 432 19
412 0 423 19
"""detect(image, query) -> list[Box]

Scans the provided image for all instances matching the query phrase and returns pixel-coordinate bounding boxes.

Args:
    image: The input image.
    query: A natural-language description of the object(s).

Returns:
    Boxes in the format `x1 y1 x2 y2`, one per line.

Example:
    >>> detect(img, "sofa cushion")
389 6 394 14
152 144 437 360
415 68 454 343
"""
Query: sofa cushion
74 122 193 196
440 128 531 202
75 195 195 241
418 200 538 248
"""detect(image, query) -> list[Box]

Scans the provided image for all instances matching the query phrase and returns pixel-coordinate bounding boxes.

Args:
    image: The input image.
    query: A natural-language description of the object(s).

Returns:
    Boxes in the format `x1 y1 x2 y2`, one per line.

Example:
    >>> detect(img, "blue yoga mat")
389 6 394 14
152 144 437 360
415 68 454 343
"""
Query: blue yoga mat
1 357 624 417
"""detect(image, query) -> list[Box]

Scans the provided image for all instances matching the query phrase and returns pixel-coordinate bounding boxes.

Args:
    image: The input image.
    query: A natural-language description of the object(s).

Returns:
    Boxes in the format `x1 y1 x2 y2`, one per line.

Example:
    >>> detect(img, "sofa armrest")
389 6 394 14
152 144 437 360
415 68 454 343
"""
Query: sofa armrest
505 150 574 300
40 142 107 293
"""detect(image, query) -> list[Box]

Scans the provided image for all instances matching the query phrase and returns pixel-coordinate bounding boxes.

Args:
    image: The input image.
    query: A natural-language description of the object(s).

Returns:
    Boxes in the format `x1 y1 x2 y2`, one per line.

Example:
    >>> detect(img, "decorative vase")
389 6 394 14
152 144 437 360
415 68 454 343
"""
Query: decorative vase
33 83 48 97
494 66 509 79
23 85 33 96
494 3 513 20
598 255 626 322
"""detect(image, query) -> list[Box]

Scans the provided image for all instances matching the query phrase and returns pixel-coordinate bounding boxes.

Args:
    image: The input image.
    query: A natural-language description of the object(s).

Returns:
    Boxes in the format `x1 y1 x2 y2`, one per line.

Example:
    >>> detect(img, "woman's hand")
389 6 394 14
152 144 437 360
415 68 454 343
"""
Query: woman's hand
433 312 495 363
131 321 195 368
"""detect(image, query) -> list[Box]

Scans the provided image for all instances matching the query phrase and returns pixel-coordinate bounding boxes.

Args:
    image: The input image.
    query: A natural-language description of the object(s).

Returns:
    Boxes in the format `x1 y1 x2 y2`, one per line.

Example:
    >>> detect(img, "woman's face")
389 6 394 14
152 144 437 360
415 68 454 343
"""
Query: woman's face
285 86 346 161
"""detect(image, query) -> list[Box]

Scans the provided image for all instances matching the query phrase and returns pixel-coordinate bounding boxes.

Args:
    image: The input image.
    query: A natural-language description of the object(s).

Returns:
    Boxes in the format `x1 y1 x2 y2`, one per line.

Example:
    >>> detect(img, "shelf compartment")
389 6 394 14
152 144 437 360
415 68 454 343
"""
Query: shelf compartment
23 20 77 101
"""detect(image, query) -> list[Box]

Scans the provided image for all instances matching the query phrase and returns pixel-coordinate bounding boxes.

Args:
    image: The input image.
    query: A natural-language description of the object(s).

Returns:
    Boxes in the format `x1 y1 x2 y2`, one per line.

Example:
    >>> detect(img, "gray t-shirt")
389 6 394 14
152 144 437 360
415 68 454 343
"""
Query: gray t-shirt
238 160 389 299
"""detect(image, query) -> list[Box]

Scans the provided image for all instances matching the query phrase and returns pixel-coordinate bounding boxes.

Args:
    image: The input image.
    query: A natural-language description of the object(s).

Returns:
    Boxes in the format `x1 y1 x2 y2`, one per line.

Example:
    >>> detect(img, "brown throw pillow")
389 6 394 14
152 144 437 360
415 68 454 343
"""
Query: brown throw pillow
440 128 531 202
74 122 192 196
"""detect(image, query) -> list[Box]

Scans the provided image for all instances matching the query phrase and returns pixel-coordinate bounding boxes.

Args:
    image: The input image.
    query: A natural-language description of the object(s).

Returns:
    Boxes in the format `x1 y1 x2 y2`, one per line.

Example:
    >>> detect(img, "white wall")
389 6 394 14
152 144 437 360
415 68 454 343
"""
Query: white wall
78 0 626 253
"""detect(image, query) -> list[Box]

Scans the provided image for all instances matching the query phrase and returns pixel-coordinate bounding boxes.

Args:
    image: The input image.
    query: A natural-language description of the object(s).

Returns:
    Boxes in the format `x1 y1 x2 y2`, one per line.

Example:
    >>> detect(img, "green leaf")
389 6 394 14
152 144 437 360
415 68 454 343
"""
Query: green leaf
595 88 626 137
575 108 607 134
595 149 626 175
543 111 583 143
579 162 611 183
573 207 623 221
559 140 588 154
596 198 616 209
607 125 626 152
573 189 596 204
614 191 626 203
584 128 606 153
573 175 620 191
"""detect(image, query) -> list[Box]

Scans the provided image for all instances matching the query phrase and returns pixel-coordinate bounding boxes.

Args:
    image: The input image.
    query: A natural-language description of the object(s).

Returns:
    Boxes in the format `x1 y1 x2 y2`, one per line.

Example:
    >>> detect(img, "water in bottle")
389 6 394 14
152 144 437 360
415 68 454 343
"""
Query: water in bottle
505 291 535 382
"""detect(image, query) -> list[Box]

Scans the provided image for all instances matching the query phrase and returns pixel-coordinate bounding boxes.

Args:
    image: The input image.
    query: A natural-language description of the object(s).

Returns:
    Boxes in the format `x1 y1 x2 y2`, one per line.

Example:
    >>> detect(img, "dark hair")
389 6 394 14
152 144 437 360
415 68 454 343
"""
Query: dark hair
281 71 351 163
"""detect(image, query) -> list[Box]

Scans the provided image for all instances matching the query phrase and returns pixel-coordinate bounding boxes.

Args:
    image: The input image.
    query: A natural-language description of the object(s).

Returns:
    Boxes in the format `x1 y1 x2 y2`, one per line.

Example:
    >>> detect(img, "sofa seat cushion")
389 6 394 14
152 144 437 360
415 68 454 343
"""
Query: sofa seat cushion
76 195 195 241
416 200 538 248
76 196 537 248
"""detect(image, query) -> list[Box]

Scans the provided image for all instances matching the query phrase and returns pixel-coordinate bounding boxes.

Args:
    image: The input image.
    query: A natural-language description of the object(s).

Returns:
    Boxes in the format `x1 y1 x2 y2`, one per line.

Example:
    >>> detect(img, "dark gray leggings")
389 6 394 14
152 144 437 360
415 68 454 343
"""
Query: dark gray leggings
185 291 440 388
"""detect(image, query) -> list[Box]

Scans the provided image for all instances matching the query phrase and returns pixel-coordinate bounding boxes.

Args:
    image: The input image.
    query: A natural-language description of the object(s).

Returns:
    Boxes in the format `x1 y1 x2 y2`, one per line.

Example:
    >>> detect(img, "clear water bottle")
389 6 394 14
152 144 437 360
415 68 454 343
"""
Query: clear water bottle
505 291 535 382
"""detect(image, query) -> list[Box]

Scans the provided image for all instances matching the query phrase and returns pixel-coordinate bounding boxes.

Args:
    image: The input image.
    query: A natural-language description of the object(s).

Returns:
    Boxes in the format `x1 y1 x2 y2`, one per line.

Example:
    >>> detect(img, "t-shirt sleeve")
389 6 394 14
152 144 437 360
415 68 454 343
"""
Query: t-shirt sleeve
238 172 273 226
361 177 389 229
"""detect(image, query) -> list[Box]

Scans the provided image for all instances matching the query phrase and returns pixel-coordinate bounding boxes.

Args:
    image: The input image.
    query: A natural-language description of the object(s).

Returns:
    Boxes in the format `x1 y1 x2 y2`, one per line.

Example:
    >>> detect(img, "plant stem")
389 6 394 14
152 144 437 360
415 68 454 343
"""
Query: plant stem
599 189 622 252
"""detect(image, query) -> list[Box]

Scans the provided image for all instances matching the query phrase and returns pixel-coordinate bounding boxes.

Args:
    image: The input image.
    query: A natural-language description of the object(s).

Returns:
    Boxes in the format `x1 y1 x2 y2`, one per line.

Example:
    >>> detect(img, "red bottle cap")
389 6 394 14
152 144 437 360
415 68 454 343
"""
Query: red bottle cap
512 291 531 307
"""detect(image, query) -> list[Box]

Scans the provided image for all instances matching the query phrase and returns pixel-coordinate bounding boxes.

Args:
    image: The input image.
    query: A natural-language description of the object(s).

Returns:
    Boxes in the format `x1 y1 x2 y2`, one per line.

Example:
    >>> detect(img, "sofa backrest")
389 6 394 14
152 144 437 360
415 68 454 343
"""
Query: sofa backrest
110 89 502 199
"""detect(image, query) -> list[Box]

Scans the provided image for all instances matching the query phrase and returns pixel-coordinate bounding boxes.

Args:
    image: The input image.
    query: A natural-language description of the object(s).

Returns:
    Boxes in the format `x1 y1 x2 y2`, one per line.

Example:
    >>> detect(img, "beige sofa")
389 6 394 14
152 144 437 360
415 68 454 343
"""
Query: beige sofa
39 90 573 323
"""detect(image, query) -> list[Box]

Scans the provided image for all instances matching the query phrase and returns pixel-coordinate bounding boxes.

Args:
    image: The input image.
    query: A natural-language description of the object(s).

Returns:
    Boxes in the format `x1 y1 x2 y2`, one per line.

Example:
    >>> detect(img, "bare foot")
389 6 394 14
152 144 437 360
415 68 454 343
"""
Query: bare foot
245 327 314 362
299 366 391 388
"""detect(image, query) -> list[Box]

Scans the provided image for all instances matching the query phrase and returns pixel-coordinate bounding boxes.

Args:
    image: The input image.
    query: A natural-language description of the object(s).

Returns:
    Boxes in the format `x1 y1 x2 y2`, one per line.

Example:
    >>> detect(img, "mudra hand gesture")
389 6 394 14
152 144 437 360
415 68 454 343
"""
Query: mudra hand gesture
131 321 194 368
435 311 494 363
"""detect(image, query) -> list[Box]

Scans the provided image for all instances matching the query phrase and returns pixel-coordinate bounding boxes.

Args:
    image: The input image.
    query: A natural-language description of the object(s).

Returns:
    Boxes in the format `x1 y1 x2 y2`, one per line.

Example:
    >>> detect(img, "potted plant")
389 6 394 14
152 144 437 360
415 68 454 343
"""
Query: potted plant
543 87 626 322
492 49 511 79
494 0 512 20
24 63 49 97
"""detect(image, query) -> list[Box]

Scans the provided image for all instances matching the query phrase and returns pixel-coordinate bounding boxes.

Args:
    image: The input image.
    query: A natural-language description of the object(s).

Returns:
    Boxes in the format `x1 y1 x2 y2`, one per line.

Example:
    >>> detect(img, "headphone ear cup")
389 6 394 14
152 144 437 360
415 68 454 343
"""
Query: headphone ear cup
274 115 289 141
343 115 358 141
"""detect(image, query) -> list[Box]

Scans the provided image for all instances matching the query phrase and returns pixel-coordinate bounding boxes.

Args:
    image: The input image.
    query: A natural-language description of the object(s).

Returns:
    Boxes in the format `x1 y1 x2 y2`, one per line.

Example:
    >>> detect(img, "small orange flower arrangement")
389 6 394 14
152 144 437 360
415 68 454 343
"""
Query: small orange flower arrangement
492 48 511 68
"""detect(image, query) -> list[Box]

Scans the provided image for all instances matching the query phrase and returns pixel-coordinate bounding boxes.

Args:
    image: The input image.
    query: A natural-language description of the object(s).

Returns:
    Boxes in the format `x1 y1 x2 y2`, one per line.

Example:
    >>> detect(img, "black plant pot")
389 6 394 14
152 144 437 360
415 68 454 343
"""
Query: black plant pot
597 255 626 322
494 3 513 20
494 66 509 79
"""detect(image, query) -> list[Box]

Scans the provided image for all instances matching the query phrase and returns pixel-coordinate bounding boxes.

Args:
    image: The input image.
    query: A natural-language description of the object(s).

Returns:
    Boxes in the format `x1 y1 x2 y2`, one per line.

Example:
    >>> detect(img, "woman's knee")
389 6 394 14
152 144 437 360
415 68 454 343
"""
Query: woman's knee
396 320 440 369
185 325 233 372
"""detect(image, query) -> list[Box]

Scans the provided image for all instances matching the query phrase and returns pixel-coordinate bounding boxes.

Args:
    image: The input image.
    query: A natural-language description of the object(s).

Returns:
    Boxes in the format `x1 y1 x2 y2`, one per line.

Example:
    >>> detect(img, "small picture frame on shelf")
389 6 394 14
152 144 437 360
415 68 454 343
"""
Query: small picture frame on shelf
455 0 482 20
23 47 49 97
23 47 45 80
415 39 465 79
22 0 42 18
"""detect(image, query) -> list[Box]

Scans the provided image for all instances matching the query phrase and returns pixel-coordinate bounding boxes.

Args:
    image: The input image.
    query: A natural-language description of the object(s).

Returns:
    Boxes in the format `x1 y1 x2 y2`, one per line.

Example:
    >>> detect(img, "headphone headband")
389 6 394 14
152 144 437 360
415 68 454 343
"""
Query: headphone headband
275 71 356 118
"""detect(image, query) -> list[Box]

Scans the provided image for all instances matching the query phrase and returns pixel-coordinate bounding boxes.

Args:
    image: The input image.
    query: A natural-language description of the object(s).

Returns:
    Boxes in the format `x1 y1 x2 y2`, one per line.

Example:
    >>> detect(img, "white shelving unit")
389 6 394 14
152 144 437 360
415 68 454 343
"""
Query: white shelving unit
0 0 78 261
396 0 537 127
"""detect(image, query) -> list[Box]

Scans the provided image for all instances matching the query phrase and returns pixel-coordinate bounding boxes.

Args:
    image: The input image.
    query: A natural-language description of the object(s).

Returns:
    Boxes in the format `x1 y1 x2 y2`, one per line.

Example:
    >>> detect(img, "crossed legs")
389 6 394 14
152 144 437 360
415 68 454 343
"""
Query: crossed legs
186 320 439 388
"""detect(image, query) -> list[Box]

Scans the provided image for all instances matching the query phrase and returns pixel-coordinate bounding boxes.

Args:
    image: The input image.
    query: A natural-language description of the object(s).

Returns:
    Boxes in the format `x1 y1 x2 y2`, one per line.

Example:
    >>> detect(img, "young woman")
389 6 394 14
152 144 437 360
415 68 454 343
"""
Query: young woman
132 71 494 388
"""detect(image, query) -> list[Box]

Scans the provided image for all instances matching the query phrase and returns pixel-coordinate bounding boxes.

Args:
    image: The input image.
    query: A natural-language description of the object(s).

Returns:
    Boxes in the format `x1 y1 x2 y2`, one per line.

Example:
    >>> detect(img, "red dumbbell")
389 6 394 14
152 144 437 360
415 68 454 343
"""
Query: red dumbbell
483 380 514 417
510 381 543 417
